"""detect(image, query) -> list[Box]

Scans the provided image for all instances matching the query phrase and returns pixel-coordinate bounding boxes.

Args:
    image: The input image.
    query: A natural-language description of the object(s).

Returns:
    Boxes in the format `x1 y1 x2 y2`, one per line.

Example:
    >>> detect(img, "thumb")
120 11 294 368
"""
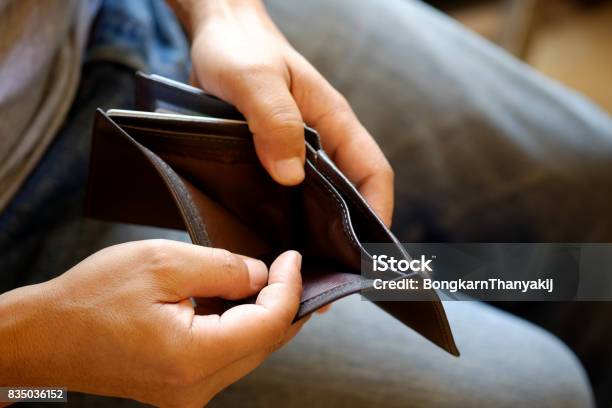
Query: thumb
191 250 303 362
230 72 306 185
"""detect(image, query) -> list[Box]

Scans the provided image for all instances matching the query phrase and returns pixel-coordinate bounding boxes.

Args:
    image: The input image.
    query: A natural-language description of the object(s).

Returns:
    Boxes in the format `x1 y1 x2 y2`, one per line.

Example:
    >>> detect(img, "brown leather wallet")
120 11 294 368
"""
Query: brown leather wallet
85 72 459 356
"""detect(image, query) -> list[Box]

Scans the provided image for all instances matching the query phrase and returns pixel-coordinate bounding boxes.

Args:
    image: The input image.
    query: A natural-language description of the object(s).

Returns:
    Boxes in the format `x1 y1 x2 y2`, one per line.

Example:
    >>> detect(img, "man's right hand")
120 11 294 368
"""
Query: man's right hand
0 240 304 407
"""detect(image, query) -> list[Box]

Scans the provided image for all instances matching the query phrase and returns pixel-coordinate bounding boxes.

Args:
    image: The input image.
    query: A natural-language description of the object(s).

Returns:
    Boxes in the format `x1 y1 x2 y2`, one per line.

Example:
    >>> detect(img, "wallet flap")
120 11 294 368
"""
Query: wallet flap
86 111 190 231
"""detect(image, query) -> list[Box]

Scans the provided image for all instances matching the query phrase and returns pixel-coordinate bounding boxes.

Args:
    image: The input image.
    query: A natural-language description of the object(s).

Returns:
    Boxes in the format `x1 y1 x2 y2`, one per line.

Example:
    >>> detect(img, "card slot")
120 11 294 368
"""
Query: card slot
312 151 410 261
85 112 185 231
117 125 258 165
158 154 299 250
132 140 257 164
302 161 364 270
119 124 254 145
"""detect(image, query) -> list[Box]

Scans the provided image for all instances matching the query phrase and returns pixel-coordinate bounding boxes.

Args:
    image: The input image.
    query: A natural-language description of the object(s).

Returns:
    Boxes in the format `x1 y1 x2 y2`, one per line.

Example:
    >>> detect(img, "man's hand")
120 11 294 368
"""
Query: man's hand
0 240 304 407
169 0 394 226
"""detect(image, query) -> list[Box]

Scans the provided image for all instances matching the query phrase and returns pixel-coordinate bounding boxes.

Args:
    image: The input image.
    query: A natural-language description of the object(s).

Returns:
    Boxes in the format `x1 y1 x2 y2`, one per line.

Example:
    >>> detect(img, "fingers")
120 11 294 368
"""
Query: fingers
227 69 306 185
137 240 268 301
353 167 394 227
289 56 394 226
191 250 302 361
193 43 392 223
255 249 302 322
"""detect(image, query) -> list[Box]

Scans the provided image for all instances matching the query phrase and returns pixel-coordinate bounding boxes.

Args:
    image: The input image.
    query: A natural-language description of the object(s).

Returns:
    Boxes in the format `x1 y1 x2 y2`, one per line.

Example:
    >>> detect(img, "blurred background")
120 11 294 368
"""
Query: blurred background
426 0 612 113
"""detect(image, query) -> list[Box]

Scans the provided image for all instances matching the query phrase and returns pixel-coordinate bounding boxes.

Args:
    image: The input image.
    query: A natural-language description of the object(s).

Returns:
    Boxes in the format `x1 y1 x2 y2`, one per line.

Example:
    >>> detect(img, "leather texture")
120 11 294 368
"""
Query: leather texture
85 72 459 356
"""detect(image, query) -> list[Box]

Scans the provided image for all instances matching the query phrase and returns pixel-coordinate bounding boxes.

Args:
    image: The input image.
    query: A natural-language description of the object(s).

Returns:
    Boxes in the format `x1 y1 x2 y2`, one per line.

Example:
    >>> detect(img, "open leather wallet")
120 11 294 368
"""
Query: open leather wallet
85 72 459 356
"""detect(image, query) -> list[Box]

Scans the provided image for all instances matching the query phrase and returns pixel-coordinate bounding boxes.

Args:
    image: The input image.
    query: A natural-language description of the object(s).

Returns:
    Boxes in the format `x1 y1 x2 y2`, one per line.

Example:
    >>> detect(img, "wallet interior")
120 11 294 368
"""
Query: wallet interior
84 73 459 356
97 110 391 308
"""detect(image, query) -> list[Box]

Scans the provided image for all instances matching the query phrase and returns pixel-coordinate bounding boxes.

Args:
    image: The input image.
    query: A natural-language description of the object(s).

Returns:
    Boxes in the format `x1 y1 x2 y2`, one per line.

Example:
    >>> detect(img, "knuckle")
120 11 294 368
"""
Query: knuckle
211 248 242 275
225 62 277 90
240 61 277 78
322 87 352 116
216 60 278 99
331 90 352 112
382 163 395 183
312 97 353 128
265 108 303 131
256 108 304 147
139 239 175 273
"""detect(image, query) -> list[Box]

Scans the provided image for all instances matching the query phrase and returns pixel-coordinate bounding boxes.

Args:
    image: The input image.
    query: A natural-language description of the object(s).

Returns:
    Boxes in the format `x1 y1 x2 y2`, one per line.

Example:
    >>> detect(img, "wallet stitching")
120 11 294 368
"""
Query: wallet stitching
137 143 210 246
156 158 209 245
301 280 360 309
318 162 384 238
315 158 456 352
306 174 361 253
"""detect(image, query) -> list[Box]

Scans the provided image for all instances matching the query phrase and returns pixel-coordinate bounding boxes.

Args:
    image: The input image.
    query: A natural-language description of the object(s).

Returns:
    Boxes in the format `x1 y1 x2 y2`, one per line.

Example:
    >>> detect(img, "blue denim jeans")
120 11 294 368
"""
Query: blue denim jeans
3 0 611 406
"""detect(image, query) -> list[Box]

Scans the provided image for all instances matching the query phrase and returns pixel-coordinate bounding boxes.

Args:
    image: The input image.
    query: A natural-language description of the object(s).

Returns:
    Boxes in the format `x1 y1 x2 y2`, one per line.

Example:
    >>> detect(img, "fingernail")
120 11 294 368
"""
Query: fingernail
273 158 305 185
291 251 302 269
242 257 268 289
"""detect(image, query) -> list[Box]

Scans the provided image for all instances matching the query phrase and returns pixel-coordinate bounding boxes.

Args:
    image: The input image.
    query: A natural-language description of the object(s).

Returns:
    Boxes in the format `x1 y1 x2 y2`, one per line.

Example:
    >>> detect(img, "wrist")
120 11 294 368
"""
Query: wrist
167 0 266 38
0 282 60 387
